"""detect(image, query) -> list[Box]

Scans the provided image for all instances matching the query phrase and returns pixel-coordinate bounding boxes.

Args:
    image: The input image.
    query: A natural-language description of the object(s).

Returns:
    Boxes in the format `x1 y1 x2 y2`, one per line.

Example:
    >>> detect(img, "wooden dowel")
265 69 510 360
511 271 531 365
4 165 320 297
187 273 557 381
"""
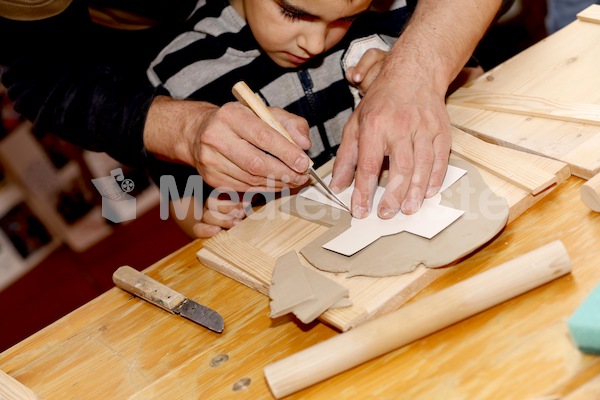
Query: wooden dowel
264 240 572 398
581 173 600 212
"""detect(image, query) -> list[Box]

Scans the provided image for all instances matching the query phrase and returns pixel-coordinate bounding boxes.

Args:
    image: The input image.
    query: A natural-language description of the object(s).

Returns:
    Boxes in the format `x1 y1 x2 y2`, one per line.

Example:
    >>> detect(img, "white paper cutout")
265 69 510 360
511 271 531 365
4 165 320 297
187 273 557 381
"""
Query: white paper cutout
298 165 467 256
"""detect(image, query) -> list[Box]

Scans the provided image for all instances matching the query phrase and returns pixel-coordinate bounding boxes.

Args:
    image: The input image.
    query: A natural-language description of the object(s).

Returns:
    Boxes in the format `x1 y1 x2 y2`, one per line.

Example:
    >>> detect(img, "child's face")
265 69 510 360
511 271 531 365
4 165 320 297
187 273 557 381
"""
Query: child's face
233 0 371 67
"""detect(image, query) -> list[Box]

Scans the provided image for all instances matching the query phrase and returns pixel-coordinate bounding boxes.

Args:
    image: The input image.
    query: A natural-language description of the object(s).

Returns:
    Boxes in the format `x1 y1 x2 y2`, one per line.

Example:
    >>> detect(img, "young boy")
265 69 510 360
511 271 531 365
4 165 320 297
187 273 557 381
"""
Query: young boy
146 0 413 237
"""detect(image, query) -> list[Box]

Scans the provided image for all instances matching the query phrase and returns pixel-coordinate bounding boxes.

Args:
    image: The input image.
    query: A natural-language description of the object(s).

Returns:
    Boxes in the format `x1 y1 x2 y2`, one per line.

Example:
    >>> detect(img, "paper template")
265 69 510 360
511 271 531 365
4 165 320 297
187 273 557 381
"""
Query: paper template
299 166 467 256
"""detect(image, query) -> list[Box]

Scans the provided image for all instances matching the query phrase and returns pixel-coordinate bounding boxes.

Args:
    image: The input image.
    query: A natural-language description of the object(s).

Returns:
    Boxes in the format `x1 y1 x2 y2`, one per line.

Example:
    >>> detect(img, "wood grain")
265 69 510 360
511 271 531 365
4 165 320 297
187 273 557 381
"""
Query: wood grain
448 8 600 179
0 369 41 400
451 126 557 194
448 87 600 126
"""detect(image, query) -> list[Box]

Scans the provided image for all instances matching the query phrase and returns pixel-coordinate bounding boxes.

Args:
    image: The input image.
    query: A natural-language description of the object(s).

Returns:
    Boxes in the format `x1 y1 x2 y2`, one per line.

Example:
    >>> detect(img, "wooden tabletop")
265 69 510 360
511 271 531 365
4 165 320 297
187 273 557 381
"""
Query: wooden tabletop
1 175 599 399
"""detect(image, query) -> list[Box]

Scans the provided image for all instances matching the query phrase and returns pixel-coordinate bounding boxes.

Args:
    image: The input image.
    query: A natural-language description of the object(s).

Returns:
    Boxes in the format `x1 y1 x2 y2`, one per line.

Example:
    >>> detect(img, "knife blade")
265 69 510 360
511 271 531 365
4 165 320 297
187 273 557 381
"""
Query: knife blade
232 81 350 212
112 265 224 333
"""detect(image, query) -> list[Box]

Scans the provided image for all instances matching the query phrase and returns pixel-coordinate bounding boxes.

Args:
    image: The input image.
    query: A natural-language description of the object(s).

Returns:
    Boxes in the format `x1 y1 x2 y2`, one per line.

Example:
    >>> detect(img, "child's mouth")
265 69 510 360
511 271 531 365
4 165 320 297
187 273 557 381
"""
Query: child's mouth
284 52 310 65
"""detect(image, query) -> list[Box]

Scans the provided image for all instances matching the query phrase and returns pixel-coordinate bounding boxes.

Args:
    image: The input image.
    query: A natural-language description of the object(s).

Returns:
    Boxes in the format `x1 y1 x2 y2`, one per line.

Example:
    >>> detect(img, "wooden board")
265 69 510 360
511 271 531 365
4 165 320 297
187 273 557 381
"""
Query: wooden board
447 5 600 179
197 135 570 331
0 369 40 400
577 3 600 24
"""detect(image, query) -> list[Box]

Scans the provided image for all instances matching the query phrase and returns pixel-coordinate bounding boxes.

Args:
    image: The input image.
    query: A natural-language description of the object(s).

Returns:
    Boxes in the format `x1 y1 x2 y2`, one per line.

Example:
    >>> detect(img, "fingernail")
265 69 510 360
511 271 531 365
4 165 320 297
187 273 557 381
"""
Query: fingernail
380 208 398 218
294 156 309 172
426 186 438 198
353 73 362 83
402 199 419 214
352 206 369 218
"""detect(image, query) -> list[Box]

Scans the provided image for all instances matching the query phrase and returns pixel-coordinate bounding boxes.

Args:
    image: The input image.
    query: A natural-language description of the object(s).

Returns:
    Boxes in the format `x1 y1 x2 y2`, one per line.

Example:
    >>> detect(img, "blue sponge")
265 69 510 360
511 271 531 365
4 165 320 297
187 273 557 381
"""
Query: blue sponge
568 283 600 355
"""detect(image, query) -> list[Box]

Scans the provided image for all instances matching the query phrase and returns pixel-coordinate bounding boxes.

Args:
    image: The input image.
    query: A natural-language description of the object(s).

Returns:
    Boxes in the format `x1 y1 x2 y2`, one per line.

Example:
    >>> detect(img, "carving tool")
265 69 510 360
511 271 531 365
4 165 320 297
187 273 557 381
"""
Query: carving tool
264 240 572 398
232 81 350 212
113 265 224 333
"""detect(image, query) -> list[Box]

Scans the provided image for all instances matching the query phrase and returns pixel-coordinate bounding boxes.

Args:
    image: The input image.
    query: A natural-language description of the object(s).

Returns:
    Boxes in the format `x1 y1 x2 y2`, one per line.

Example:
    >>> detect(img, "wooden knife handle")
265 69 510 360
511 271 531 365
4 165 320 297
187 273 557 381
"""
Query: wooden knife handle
232 81 314 169
113 265 186 313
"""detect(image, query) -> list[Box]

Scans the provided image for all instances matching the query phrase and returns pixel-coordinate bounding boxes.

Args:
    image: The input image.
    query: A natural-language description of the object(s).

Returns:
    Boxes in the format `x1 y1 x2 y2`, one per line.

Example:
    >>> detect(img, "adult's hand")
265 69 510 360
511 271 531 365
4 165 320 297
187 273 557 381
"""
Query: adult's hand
144 96 312 192
331 0 503 219
333 61 452 219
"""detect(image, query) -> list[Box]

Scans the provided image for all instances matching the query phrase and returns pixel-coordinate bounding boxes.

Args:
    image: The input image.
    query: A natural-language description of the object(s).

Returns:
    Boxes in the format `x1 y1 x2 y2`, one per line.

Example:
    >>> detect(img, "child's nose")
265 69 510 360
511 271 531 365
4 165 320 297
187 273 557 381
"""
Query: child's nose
298 27 327 56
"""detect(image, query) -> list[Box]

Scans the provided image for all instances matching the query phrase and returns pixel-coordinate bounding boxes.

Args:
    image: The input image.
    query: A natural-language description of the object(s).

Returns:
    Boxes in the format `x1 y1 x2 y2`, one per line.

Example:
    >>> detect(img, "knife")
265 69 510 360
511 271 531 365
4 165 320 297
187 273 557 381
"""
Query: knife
112 265 224 333
232 81 350 212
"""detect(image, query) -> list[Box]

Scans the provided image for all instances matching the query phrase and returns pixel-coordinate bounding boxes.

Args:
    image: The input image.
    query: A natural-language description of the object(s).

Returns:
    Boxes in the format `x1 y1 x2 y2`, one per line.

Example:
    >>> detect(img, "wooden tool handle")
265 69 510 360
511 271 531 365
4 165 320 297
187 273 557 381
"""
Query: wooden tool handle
112 265 186 313
581 173 600 212
232 81 314 168
264 240 572 399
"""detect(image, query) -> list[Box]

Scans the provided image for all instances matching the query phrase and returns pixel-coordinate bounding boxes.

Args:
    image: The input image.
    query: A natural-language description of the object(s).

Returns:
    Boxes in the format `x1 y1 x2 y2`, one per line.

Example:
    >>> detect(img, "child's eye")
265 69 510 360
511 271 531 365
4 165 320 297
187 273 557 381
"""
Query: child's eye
279 7 303 22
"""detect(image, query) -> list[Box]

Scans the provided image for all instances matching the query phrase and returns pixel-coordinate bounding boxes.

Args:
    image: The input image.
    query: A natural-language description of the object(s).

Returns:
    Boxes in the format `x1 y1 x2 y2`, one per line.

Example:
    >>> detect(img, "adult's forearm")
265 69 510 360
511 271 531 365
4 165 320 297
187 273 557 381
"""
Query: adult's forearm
383 0 503 94
143 95 218 167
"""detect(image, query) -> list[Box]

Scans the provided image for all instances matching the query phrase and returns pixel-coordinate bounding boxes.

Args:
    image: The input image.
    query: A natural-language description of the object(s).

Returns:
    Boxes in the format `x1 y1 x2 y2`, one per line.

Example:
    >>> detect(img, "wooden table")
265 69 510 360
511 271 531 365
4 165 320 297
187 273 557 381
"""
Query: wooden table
1 175 599 399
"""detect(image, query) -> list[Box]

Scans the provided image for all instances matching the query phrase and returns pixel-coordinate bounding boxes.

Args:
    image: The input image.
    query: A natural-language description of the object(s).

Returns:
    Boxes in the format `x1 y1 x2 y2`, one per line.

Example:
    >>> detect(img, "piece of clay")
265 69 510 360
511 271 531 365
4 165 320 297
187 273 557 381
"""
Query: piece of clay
287 158 509 277
269 252 315 317
269 250 350 323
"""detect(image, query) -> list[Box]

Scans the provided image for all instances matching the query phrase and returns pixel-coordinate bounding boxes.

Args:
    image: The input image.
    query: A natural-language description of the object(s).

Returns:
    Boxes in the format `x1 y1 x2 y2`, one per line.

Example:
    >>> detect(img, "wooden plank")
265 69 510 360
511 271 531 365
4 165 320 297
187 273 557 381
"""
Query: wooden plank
0 369 41 400
203 233 275 286
577 4 600 24
449 105 600 179
447 12 600 179
197 147 570 331
451 126 557 194
448 87 600 126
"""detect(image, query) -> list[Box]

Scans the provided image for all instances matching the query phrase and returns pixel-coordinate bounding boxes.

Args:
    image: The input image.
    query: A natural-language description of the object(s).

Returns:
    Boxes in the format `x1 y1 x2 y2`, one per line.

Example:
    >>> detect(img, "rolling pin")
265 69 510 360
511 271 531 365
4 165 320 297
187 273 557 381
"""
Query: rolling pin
580 173 600 212
264 240 572 398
